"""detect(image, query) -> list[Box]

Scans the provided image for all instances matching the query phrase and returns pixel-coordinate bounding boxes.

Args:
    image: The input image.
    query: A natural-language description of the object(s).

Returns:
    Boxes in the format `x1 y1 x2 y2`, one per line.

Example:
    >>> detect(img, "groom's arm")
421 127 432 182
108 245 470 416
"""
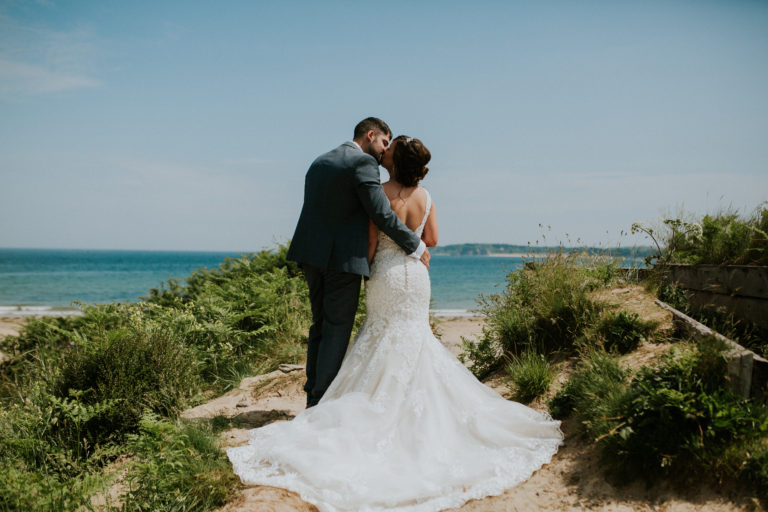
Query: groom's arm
368 219 379 264
353 158 426 259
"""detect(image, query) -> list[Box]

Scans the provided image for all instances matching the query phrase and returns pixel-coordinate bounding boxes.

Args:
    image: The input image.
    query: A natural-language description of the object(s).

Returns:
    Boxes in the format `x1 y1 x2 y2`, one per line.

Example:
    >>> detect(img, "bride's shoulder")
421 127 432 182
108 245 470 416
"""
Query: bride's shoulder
414 186 431 202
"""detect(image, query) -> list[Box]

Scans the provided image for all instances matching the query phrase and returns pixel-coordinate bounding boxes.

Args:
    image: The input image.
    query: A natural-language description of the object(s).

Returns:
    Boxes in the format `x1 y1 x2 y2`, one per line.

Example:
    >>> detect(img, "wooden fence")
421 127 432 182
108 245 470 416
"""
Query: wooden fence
662 264 768 329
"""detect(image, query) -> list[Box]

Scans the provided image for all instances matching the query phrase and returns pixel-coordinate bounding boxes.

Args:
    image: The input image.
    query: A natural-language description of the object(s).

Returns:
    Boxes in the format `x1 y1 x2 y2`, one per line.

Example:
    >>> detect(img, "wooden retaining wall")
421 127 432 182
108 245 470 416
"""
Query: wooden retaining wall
656 300 767 398
662 264 768 329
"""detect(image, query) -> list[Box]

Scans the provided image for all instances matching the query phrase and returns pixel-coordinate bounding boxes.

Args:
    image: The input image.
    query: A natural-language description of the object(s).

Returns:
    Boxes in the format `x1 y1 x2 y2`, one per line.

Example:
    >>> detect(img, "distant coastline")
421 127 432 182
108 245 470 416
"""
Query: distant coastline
485 252 530 258
432 243 652 258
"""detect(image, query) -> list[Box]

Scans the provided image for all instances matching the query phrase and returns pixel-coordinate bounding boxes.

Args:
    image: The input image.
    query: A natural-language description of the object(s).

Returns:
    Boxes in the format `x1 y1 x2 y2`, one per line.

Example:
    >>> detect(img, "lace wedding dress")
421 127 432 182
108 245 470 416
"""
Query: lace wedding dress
227 189 563 511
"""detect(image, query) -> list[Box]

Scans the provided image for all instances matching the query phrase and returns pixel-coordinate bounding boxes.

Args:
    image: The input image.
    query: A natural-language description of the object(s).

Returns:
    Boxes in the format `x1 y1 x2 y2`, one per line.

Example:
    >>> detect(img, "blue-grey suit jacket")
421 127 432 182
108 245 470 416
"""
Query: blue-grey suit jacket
287 142 421 277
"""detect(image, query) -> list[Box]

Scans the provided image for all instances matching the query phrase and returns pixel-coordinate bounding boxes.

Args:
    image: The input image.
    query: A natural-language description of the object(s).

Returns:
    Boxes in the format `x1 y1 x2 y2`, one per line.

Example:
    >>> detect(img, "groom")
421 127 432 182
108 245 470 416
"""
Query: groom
287 117 430 407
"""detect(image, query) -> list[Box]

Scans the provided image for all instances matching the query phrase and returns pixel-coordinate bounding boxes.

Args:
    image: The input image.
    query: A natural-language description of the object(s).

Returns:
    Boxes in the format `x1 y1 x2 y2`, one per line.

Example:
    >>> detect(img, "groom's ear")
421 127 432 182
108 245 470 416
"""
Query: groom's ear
366 130 376 143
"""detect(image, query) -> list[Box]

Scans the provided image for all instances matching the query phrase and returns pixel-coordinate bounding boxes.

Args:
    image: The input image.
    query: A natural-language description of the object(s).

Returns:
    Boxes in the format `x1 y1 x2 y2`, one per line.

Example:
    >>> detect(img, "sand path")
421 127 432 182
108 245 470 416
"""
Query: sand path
180 314 751 512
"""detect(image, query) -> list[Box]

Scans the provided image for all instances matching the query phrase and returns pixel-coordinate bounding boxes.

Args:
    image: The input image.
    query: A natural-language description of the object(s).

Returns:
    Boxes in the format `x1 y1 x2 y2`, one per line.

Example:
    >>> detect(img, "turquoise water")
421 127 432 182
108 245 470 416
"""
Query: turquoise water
429 255 521 312
0 249 518 315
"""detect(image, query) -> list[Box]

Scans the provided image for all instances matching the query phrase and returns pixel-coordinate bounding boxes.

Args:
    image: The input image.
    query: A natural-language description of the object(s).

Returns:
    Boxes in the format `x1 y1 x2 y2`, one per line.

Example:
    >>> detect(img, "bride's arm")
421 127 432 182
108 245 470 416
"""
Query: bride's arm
368 219 379 263
422 201 439 247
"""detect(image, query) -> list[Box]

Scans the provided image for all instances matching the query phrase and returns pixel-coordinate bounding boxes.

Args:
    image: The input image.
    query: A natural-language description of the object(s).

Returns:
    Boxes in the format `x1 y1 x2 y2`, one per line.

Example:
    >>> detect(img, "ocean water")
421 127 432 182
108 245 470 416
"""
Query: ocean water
0 249 520 316
0 249 241 315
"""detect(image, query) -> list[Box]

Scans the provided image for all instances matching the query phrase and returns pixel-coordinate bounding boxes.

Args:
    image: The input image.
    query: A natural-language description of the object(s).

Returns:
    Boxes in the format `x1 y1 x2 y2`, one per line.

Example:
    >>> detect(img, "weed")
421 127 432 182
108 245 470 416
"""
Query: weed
122 414 239 511
593 311 658 354
506 351 554 403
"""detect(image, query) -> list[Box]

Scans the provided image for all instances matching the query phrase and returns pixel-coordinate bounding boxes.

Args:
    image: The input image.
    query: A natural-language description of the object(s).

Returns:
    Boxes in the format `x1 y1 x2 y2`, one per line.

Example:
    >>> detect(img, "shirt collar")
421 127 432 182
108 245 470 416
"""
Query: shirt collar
350 141 362 151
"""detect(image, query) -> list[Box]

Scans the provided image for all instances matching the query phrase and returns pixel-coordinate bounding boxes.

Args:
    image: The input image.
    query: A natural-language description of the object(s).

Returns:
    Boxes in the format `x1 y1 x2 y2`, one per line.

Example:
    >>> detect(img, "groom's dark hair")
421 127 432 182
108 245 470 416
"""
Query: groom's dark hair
353 117 391 140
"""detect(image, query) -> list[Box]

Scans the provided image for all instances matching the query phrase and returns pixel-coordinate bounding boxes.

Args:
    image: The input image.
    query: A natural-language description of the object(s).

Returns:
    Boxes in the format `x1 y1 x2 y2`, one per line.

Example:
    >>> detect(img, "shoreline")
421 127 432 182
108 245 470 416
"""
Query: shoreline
0 304 480 319
0 305 84 317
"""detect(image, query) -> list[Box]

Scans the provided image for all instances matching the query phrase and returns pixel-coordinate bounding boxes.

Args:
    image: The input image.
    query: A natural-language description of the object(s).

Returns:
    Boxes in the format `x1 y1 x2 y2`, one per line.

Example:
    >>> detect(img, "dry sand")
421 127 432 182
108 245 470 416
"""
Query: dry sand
0 317 27 364
188 314 752 512
0 317 26 338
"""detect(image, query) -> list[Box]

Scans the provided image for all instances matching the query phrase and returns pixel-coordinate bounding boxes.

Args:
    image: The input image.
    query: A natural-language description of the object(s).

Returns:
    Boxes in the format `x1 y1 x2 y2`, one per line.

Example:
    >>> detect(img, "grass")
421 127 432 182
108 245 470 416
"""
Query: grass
122 414 240 511
549 339 768 499
592 310 658 354
633 205 768 266
0 243 312 511
460 250 622 378
648 276 768 358
506 351 554 403
469 237 767 501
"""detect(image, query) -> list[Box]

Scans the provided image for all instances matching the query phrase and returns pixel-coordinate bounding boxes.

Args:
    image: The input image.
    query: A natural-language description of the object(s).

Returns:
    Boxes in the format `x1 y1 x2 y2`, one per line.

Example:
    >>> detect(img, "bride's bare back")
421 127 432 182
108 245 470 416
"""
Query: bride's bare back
368 182 438 263
383 182 429 230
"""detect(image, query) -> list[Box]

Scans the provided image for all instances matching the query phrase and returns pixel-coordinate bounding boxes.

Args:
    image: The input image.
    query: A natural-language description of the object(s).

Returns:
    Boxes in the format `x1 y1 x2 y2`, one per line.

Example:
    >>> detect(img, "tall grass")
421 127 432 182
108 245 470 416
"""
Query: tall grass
122 414 239 511
460 251 618 378
633 205 768 266
506 351 554 403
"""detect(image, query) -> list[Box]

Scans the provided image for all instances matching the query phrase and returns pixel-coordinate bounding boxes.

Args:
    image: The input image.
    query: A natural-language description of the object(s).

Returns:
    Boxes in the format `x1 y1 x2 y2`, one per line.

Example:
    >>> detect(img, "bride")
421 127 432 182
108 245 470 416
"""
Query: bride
227 136 563 512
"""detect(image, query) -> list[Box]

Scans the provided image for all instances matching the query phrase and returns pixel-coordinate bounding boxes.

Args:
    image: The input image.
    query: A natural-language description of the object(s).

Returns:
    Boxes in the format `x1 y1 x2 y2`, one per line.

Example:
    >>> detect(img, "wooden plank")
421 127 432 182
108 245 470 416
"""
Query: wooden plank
655 299 768 398
664 264 768 300
686 290 768 329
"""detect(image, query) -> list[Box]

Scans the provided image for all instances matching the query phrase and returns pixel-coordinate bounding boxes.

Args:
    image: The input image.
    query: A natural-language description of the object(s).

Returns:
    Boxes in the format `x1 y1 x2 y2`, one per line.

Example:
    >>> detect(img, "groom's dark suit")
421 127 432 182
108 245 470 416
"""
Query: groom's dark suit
287 142 422 406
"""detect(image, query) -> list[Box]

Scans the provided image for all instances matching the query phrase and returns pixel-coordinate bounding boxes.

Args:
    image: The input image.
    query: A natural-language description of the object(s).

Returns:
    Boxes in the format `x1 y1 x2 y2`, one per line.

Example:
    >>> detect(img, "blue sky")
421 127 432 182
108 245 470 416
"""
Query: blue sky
1 0 767 251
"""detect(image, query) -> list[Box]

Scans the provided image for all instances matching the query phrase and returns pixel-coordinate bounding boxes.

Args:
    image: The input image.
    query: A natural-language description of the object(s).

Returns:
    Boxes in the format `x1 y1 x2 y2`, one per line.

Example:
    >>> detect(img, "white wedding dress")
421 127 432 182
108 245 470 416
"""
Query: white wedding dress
227 189 563 512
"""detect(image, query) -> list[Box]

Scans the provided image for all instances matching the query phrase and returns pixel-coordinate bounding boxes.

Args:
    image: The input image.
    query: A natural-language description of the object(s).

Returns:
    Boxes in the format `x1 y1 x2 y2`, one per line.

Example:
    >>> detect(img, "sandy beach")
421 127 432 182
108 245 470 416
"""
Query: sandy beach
0 316 26 338
182 312 751 512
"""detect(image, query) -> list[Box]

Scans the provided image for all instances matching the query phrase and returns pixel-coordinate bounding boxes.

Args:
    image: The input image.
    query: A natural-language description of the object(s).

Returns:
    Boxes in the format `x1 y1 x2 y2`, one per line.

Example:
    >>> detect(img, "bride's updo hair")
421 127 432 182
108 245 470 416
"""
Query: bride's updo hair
392 136 431 187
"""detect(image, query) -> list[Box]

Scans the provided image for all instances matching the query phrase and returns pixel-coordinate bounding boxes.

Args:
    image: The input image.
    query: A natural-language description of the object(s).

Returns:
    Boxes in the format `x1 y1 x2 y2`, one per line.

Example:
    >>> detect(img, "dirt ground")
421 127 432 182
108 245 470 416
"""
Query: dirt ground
0 316 26 337
185 310 754 512
0 317 26 364
4 300 755 511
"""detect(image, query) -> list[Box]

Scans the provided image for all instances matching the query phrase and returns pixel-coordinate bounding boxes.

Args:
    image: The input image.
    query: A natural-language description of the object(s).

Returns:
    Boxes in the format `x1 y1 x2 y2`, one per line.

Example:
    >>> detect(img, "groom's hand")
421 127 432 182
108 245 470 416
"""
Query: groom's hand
420 248 431 269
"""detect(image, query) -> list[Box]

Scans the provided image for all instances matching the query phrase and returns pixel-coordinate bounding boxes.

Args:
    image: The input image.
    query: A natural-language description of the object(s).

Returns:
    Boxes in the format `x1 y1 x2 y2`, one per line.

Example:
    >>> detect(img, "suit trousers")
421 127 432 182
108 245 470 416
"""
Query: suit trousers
301 264 361 407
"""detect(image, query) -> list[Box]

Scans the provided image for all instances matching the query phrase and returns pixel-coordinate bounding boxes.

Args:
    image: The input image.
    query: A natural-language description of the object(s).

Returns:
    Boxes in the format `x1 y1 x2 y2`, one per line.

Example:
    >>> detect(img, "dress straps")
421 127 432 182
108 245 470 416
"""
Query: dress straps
416 188 432 235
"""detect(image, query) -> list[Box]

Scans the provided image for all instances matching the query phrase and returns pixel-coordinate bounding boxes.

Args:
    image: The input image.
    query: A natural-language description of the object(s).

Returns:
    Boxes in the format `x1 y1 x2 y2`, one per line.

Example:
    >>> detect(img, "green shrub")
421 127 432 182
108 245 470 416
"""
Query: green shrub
594 311 658 354
123 414 239 512
552 339 768 498
143 246 311 389
0 458 108 512
633 205 768 266
506 351 554 402
0 384 119 511
600 340 767 498
547 350 629 435
461 252 606 377
54 316 200 445
0 243 313 510
458 333 501 379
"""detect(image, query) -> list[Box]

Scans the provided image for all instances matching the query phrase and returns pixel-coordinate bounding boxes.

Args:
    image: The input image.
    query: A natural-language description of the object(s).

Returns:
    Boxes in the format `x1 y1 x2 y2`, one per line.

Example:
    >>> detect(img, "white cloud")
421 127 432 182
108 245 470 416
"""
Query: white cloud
0 13 100 97
0 57 99 94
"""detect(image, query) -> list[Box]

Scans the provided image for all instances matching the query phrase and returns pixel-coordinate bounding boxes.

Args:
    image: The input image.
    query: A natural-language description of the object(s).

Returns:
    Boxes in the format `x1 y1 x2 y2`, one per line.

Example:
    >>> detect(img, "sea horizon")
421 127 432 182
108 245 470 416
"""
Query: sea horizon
0 247 646 318
0 248 526 317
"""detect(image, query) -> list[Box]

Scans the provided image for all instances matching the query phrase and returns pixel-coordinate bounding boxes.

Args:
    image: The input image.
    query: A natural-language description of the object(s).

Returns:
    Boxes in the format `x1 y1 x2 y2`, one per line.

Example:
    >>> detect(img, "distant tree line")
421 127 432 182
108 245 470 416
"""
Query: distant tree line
431 243 653 258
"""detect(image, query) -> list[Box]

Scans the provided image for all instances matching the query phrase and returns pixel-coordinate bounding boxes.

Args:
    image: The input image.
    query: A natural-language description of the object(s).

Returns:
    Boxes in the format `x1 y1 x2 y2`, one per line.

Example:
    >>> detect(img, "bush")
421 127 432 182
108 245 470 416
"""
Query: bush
143 246 311 389
551 339 768 498
0 243 312 510
122 414 239 512
593 311 658 354
548 350 629 434
633 205 768 266
54 315 200 445
506 351 554 402
0 384 119 511
461 252 607 378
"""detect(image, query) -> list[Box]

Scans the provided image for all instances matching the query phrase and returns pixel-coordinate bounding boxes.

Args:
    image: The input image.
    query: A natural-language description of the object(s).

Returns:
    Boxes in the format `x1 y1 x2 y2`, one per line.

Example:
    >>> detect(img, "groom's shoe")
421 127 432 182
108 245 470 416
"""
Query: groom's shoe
306 398 319 409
